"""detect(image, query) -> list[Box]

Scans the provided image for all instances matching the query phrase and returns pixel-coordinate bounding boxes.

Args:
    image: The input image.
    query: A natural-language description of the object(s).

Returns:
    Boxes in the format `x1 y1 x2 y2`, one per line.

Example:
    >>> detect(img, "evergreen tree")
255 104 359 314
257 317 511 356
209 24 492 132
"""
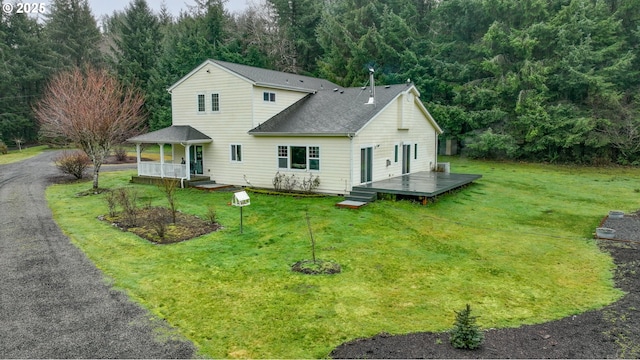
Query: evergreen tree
0 11 51 144
43 0 102 68
110 0 162 92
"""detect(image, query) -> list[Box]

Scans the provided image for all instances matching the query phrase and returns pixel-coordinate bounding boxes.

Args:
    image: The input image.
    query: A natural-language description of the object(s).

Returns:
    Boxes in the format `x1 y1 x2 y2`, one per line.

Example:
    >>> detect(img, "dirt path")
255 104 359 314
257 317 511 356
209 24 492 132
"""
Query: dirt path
0 151 195 358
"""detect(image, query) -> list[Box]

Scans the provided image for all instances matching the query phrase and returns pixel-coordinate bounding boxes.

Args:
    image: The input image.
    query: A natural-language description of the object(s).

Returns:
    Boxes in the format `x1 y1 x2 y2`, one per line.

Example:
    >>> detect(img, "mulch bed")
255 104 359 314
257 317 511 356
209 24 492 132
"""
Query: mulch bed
100 207 221 244
330 218 640 359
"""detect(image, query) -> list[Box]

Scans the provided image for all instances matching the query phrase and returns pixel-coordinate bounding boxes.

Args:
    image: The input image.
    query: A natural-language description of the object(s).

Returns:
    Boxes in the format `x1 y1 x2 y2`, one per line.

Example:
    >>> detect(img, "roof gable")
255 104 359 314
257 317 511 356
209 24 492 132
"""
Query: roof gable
249 84 441 136
168 59 339 94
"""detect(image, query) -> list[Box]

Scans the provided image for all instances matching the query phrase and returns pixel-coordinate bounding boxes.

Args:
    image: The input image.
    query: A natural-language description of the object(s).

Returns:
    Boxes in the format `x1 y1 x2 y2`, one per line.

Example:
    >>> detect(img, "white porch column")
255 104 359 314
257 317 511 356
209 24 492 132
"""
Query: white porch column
184 144 191 181
136 143 141 176
159 143 165 178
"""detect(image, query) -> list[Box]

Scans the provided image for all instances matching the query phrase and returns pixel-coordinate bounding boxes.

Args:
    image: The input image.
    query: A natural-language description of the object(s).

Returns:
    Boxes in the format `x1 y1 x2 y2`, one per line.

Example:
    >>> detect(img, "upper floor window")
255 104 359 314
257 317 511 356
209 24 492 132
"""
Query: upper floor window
211 93 220 112
197 94 206 113
263 92 276 102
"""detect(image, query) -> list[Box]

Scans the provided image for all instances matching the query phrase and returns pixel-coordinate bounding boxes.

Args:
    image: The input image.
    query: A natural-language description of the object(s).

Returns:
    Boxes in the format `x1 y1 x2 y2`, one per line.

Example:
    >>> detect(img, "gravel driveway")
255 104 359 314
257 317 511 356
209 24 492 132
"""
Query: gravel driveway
0 151 195 358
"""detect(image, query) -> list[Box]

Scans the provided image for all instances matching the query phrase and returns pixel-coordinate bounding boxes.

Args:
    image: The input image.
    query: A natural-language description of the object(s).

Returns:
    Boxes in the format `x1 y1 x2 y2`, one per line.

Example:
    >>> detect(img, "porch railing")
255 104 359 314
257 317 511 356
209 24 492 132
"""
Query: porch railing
138 162 187 179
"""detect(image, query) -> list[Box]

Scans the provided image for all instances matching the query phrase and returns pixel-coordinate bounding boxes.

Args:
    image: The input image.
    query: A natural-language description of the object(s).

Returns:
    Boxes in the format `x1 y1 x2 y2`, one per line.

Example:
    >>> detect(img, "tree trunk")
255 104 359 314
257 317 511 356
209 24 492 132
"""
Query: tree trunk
92 163 101 192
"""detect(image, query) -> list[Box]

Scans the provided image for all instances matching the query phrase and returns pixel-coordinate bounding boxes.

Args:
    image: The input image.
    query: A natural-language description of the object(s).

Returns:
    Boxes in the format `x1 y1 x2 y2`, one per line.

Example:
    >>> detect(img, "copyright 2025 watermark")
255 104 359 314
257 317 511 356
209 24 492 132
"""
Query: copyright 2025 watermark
2 2 47 14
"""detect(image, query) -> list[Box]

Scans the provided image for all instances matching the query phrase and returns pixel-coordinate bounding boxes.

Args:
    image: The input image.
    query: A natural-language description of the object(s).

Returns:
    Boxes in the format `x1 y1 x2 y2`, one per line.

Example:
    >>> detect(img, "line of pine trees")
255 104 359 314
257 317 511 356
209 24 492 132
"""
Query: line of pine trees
2 0 640 164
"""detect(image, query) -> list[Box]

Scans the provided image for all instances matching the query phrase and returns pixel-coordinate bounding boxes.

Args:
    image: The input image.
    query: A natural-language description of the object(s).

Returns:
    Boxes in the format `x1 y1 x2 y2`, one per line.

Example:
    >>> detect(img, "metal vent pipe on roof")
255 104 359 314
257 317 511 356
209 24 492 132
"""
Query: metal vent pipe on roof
366 67 375 105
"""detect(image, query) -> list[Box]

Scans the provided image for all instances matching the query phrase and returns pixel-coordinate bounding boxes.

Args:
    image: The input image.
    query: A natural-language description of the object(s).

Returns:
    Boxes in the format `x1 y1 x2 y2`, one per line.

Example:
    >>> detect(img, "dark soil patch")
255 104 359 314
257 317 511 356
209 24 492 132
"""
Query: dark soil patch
330 240 640 359
100 206 221 244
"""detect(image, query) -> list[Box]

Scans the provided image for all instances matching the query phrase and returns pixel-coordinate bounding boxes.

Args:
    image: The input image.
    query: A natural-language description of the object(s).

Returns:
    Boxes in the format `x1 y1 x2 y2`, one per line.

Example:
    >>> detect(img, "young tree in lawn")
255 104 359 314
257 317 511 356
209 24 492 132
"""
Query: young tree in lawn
36 66 146 191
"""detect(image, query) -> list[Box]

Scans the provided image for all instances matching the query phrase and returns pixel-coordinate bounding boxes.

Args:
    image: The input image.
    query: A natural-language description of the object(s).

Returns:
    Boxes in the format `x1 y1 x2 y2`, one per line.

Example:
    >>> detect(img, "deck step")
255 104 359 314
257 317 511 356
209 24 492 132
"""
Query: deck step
336 200 368 209
339 187 377 208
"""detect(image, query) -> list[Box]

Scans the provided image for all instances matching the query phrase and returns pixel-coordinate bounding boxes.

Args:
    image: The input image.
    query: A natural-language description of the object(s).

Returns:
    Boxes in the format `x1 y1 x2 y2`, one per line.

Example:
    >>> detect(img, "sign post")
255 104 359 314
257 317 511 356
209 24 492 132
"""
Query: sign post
231 191 250 233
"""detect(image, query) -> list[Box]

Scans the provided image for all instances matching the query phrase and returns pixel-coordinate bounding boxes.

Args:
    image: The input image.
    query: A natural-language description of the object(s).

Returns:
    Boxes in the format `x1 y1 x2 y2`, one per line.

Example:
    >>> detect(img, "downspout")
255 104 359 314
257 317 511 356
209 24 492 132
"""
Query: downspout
348 133 354 193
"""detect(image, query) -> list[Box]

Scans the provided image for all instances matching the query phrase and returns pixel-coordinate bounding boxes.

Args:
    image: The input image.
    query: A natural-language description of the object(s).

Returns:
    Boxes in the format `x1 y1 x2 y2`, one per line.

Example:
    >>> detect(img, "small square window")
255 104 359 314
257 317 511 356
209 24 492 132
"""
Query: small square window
270 92 276 102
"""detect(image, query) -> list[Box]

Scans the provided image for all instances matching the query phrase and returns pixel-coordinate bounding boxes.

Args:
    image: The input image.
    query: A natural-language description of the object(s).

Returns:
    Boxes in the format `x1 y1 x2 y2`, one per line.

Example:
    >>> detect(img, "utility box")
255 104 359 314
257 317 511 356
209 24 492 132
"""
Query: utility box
232 191 250 207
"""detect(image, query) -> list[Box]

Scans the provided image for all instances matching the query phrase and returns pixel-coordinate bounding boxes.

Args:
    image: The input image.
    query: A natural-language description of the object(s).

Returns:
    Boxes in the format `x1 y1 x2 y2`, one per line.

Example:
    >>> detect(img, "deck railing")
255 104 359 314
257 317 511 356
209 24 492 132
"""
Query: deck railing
138 162 186 179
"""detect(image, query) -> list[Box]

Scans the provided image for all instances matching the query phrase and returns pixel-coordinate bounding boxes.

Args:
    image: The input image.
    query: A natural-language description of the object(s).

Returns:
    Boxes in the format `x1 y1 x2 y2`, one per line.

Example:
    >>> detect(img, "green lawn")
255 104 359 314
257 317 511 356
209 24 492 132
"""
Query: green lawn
45 158 640 358
0 145 48 165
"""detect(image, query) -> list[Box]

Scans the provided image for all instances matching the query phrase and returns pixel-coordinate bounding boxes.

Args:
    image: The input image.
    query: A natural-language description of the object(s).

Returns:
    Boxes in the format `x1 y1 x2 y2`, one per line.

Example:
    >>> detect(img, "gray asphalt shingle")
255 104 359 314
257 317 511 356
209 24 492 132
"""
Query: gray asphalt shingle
128 125 212 144
248 84 412 136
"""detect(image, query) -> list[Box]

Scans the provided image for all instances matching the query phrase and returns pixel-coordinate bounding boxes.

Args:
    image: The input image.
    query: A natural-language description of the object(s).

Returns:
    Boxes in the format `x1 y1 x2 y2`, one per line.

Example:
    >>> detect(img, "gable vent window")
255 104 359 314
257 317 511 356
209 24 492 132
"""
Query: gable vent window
263 92 276 102
197 94 206 113
211 93 220 112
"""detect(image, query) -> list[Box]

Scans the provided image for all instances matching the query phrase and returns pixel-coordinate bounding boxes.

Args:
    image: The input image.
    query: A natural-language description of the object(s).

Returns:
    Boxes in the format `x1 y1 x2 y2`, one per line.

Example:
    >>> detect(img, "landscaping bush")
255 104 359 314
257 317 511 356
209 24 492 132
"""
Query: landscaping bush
272 172 320 193
113 146 128 162
54 150 91 179
0 140 8 154
115 188 138 227
450 304 484 350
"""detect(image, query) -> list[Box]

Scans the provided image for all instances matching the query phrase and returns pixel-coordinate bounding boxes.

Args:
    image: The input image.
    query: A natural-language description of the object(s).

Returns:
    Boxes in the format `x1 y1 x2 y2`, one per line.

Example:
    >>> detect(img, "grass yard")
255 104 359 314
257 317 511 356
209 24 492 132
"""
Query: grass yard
45 158 640 358
0 145 48 165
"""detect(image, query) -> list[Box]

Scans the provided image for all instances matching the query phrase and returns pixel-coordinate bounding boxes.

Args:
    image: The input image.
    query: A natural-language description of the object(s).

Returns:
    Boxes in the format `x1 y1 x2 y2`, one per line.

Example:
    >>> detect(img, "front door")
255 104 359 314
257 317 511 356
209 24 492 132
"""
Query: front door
402 144 411 174
189 145 204 175
360 147 373 183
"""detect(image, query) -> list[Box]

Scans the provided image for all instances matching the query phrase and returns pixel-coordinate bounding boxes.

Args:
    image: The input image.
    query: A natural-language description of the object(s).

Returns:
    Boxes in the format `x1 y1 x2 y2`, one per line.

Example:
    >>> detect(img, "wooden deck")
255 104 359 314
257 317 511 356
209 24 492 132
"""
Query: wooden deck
353 171 482 200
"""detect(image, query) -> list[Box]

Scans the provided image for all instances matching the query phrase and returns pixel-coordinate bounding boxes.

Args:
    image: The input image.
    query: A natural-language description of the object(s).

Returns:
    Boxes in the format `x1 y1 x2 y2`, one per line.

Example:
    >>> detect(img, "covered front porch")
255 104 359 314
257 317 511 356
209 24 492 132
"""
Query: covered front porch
127 125 212 181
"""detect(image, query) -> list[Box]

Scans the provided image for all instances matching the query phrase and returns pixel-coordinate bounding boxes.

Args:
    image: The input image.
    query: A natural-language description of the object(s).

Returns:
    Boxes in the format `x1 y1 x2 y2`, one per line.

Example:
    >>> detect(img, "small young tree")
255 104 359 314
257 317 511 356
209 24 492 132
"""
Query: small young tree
159 178 179 223
36 65 146 192
450 304 484 350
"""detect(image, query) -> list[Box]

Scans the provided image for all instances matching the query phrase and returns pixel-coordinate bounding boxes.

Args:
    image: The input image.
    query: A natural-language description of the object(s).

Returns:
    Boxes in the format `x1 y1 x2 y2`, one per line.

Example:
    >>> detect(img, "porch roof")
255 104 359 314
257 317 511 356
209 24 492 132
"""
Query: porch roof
128 125 212 145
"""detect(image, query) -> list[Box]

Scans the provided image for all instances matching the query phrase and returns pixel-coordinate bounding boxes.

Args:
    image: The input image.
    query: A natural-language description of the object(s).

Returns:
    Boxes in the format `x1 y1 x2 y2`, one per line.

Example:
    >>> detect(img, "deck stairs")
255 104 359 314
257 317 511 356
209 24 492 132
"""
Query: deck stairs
336 187 377 209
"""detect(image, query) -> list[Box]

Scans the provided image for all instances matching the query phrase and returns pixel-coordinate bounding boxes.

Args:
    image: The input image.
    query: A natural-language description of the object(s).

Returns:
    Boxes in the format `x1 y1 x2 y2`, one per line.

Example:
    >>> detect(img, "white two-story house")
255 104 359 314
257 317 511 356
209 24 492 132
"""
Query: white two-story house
128 59 443 195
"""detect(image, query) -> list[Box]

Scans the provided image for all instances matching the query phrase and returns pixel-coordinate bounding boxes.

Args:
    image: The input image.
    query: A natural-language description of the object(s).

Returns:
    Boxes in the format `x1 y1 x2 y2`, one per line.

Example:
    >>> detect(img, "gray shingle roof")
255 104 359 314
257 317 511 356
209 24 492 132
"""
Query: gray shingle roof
128 125 212 144
248 84 412 136
211 60 339 93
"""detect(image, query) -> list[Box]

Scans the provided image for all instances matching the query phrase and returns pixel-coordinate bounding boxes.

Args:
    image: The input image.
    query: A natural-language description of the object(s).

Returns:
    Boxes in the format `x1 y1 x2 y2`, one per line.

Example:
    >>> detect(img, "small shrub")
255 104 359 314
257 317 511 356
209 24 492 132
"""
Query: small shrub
205 206 217 225
113 146 128 162
0 140 8 154
54 151 92 179
104 190 118 217
450 304 484 350
115 188 138 227
273 172 285 191
149 207 170 240
300 174 320 192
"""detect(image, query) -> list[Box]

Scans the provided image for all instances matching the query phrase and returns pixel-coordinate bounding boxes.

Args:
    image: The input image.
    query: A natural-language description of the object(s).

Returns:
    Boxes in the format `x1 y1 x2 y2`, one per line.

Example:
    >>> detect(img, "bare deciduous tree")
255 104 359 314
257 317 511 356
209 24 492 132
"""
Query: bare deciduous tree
36 66 146 191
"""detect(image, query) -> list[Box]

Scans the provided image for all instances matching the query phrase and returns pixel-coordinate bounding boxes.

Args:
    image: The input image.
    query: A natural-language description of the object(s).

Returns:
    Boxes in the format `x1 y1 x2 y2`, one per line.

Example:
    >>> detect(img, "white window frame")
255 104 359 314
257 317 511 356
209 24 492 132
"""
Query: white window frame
211 92 220 112
230 144 242 163
263 91 276 103
197 93 206 113
277 146 288 169
276 145 320 171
